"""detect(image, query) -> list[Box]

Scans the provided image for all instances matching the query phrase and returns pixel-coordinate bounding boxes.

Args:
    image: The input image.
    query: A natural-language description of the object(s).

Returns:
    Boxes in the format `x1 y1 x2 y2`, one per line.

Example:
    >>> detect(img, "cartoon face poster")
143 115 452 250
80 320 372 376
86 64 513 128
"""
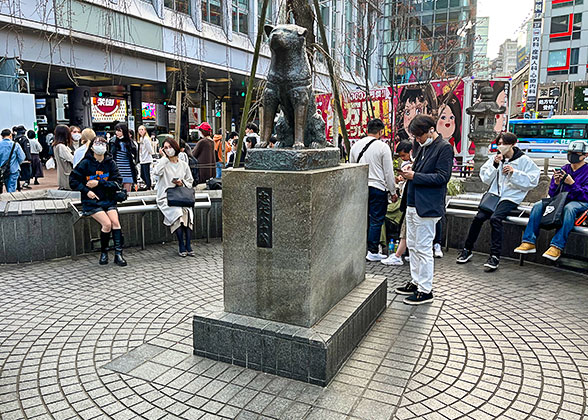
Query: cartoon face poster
393 79 465 153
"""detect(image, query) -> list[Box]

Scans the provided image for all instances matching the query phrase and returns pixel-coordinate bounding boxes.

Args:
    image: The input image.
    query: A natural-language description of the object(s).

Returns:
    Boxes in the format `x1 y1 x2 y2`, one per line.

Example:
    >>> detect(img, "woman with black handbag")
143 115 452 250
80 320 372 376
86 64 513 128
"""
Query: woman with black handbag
457 132 540 271
70 137 128 267
154 138 195 257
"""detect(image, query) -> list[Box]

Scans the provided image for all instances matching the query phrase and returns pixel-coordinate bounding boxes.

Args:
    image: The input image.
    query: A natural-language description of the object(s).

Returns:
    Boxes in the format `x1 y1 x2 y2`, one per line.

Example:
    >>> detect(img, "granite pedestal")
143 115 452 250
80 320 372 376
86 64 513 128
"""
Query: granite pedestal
193 160 388 385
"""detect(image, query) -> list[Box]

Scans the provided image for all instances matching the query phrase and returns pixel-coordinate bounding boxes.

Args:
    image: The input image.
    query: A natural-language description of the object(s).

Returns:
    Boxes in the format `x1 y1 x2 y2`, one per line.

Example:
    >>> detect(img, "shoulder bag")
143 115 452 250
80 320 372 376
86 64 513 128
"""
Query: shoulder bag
357 139 378 163
478 169 501 213
167 184 195 207
540 181 569 230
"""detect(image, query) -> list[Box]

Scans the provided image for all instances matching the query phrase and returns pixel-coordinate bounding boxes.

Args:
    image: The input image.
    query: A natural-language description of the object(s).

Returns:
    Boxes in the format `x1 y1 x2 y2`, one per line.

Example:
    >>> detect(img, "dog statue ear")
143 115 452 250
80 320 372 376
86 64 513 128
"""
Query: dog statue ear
264 25 274 37
297 27 308 37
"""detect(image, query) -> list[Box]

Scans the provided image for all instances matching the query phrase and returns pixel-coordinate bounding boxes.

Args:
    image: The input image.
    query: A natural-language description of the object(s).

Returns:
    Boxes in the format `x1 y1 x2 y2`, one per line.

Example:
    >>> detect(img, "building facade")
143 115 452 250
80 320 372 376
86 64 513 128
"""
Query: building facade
0 0 379 136
536 0 588 116
473 16 490 78
379 0 477 85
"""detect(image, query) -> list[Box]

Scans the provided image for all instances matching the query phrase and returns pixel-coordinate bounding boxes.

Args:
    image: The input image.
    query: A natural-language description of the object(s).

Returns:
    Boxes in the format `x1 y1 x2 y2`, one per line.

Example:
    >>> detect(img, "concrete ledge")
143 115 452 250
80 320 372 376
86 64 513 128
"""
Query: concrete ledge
193 275 387 386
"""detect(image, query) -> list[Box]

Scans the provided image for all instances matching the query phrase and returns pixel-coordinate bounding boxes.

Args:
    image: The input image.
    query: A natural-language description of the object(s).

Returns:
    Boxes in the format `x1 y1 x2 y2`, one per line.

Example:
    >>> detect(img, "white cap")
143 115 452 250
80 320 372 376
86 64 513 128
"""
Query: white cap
568 140 588 154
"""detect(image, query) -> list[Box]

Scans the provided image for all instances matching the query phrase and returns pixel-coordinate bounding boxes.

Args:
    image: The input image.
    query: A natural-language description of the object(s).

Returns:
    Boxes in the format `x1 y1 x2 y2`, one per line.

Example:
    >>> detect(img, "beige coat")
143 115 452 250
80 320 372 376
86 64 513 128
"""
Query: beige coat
54 144 74 190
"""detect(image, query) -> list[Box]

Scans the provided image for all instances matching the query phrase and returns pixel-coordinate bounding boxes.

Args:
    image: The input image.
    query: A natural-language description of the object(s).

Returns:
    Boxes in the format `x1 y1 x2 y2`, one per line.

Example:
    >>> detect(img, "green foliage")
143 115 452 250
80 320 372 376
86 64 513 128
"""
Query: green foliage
447 178 465 196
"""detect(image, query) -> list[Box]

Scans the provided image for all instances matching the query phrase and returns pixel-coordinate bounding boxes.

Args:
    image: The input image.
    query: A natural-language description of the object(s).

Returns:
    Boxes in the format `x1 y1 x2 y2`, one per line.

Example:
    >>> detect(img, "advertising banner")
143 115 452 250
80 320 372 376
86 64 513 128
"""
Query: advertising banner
394 79 465 152
91 97 127 123
527 0 544 108
142 102 157 121
316 87 393 143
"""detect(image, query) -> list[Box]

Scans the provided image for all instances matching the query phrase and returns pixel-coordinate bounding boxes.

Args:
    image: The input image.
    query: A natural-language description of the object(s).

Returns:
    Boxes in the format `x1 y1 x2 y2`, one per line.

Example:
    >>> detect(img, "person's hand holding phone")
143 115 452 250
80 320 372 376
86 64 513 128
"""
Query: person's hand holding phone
172 177 183 187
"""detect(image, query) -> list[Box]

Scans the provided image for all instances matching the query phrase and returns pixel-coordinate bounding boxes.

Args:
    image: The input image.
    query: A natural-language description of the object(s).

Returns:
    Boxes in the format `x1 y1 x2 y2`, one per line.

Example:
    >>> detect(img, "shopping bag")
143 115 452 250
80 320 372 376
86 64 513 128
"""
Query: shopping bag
539 190 569 230
45 157 56 170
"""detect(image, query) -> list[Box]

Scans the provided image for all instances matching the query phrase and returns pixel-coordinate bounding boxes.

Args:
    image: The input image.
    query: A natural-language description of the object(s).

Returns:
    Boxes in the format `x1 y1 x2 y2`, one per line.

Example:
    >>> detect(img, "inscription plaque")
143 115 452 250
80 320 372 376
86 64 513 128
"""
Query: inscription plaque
256 187 272 248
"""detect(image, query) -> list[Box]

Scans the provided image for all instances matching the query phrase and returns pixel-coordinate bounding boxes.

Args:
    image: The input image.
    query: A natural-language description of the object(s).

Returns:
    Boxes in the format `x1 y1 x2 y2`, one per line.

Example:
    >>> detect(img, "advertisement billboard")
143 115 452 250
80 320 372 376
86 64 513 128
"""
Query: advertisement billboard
91 97 127 123
142 102 157 120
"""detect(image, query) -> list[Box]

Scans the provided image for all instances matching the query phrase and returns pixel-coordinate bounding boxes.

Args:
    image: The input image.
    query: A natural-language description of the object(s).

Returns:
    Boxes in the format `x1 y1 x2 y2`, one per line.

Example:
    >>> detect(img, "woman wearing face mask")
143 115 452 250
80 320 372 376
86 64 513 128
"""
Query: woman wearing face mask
155 138 195 257
70 126 82 150
109 123 138 192
515 140 588 261
52 125 75 190
70 137 127 266
457 132 540 271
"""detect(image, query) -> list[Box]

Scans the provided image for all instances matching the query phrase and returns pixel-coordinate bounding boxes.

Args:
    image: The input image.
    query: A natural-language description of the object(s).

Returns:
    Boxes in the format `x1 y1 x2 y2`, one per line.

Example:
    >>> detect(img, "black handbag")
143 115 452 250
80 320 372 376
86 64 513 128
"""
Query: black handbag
0 142 16 186
167 185 195 207
114 189 128 203
540 182 569 230
478 170 501 213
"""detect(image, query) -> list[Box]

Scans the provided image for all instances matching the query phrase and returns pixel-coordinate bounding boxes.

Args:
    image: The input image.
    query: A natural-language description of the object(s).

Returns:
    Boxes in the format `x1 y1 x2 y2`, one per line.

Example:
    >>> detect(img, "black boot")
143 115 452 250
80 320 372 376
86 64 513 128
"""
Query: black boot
111 229 127 267
99 231 110 265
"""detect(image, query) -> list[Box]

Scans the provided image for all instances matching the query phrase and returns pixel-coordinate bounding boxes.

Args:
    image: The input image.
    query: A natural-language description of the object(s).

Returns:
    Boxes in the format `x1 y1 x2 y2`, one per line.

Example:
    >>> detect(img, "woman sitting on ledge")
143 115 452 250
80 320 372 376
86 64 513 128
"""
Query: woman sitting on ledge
70 136 127 267
155 138 195 257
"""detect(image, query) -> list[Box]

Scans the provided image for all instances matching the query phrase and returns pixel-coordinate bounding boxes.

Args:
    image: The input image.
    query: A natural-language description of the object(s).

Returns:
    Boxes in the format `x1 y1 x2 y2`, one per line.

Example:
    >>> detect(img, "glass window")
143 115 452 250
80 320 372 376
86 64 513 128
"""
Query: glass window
436 0 448 9
564 125 586 138
435 11 448 23
165 0 190 14
258 0 273 24
423 0 434 10
450 0 460 6
514 124 540 138
548 49 568 67
541 125 565 138
551 14 570 34
232 0 248 34
554 0 583 8
448 11 460 22
203 0 222 26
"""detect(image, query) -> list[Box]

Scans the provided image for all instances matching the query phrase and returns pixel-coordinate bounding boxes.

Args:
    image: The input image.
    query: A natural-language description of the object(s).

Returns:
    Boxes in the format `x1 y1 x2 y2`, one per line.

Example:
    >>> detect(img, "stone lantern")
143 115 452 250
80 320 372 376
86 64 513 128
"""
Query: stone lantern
464 85 506 193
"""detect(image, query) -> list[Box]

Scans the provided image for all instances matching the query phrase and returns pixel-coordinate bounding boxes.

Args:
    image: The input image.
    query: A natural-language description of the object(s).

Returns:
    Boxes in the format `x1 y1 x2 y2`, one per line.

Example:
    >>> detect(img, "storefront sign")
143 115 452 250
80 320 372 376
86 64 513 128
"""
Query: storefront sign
537 97 558 112
91 97 127 123
527 0 544 109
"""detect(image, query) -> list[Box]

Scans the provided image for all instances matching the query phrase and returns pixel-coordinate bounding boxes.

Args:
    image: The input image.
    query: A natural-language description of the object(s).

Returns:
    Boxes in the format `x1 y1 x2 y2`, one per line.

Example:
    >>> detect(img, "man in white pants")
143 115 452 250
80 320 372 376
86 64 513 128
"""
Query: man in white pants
396 115 454 305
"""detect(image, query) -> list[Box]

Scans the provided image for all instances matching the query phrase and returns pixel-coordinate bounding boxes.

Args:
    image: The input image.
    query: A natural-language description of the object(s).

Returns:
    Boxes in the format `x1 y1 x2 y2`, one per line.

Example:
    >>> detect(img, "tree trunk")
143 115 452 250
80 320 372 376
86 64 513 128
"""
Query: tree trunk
286 0 316 68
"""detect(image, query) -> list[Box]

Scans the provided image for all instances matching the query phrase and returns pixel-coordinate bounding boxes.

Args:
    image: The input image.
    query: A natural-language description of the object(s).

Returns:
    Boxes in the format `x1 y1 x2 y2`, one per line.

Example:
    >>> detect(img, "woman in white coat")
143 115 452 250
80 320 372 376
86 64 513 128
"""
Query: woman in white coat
155 138 195 257
456 132 541 271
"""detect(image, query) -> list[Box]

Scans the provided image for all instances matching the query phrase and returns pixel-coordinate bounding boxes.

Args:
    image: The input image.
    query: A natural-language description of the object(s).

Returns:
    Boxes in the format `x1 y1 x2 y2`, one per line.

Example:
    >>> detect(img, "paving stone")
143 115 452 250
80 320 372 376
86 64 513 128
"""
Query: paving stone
1 243 587 420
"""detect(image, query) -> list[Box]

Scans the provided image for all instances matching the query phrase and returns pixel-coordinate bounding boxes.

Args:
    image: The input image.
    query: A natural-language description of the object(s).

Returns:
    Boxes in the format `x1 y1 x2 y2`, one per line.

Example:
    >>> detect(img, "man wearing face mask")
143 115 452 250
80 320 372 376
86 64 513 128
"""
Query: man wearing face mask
395 115 453 305
515 140 588 261
457 133 540 271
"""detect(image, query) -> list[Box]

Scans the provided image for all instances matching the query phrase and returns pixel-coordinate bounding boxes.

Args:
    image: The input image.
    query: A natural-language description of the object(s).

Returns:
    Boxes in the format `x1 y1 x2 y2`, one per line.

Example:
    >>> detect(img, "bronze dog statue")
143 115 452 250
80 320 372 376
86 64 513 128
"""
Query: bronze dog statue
259 24 326 149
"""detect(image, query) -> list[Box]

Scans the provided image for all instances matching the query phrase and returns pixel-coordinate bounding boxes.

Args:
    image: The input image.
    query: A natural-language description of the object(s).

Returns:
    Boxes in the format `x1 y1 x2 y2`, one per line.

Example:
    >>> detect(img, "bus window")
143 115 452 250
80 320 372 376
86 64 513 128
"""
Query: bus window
513 124 540 138
564 125 586 139
540 124 565 138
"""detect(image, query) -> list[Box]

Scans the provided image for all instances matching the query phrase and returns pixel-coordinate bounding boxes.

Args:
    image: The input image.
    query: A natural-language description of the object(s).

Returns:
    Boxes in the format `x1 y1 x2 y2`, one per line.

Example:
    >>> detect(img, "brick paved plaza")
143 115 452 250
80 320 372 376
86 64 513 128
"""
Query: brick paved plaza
1 240 587 420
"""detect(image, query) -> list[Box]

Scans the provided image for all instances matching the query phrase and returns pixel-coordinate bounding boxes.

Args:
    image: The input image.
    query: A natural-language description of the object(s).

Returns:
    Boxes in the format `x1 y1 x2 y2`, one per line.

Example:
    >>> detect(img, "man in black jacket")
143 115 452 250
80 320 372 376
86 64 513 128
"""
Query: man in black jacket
396 115 454 305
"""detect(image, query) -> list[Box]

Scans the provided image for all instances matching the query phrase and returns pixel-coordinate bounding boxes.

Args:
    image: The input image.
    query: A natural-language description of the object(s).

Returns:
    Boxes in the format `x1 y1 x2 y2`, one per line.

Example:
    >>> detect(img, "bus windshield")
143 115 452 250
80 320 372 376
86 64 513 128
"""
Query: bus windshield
511 122 587 142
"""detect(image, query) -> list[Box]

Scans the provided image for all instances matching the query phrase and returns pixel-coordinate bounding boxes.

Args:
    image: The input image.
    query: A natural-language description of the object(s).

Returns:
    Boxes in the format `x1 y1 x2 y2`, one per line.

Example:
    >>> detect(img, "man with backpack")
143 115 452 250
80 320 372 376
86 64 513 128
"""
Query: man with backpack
0 128 25 193
456 132 540 271
350 119 397 262
14 126 32 190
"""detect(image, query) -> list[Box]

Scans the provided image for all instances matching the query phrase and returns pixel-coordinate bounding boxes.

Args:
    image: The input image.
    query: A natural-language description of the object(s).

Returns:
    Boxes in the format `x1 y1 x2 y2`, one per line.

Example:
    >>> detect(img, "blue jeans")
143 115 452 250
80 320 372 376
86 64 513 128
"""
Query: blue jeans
523 200 588 250
367 187 388 254
215 162 223 179
3 171 19 192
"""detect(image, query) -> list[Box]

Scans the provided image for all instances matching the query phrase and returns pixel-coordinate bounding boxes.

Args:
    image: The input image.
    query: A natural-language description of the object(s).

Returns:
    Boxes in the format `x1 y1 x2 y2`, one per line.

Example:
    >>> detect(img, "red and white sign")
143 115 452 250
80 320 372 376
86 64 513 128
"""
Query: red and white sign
91 97 127 123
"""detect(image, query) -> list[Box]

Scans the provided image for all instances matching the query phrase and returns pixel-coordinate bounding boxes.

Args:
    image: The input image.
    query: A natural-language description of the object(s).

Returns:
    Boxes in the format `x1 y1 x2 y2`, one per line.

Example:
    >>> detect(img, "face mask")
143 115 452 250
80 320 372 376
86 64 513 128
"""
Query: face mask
165 148 176 157
497 145 512 155
568 152 582 164
422 137 433 148
92 144 107 155
72 133 81 141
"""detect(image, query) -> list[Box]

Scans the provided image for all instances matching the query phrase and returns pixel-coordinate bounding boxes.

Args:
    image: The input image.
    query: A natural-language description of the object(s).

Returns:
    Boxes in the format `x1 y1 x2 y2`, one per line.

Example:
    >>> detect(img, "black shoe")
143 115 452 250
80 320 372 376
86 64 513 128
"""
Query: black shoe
33 180 40 185
456 249 473 264
395 282 418 295
99 231 110 265
404 291 434 305
484 255 500 271
111 229 127 267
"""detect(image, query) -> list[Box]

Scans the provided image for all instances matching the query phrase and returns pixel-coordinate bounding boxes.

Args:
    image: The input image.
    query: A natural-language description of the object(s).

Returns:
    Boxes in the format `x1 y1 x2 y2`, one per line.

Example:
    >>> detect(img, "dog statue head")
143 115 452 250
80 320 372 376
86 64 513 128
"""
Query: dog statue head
264 24 308 53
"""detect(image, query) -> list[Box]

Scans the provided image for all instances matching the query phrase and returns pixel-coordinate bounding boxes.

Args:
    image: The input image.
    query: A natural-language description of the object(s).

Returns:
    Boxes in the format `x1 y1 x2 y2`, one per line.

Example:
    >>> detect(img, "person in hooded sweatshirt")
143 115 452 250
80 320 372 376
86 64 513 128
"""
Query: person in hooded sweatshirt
70 136 127 267
456 132 540 271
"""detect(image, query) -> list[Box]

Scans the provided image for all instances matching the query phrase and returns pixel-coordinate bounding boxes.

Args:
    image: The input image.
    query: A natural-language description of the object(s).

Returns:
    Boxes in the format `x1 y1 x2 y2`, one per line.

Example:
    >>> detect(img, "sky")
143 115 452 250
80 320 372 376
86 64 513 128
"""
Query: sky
478 0 534 59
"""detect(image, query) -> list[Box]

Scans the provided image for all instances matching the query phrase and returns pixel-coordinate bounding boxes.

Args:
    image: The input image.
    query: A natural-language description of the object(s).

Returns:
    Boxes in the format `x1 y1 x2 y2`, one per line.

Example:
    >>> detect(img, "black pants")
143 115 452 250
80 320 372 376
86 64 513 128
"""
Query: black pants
434 214 445 245
464 200 519 257
140 163 152 189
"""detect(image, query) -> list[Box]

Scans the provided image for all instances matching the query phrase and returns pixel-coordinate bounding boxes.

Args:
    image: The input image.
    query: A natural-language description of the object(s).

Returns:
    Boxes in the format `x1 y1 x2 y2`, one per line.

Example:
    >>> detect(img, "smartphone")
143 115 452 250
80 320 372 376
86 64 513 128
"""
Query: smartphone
172 178 179 183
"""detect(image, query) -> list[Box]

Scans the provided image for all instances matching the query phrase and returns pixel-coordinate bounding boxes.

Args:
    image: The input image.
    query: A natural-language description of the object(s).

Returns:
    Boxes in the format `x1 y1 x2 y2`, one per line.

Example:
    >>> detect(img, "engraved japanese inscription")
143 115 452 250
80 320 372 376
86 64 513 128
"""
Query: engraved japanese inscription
256 187 273 248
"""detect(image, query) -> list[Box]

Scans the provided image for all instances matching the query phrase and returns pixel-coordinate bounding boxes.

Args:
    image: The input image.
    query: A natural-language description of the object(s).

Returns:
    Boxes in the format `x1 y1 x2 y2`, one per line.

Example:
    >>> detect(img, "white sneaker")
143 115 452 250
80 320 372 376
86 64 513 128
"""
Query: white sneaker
366 251 387 262
434 244 444 259
405 255 410 262
381 255 404 266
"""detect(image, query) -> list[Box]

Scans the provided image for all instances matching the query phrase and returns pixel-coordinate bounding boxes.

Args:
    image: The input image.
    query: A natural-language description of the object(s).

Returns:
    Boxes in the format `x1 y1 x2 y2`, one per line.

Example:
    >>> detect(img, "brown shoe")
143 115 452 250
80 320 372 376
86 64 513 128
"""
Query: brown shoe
542 246 562 261
514 243 536 254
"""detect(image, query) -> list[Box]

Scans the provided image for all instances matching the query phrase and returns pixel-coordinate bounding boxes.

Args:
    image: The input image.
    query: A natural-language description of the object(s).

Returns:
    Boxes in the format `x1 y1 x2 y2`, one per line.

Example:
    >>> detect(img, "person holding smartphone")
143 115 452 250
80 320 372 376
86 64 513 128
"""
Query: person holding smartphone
457 132 540 271
154 138 195 257
515 140 588 261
